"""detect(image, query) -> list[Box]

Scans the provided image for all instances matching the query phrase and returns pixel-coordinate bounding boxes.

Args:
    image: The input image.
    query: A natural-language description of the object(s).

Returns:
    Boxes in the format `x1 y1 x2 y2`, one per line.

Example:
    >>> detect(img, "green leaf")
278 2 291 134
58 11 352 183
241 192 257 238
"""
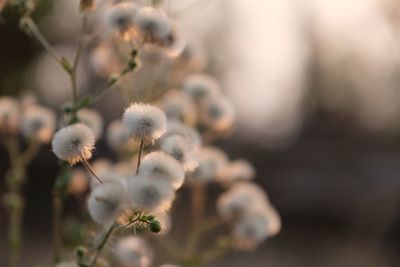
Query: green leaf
61 57 73 74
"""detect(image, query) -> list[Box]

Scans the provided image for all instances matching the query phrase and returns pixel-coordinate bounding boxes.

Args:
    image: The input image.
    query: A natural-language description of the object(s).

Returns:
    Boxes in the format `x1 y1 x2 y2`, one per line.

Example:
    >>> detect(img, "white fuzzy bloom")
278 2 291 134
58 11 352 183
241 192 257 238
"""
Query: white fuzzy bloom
191 146 228 183
88 182 127 225
161 90 197 126
162 120 202 146
127 174 175 214
136 7 174 46
200 96 235 132
122 103 167 143
0 96 20 134
106 120 131 151
182 73 220 101
76 108 104 140
104 2 139 33
217 182 269 221
115 236 153 267
218 159 255 185
51 123 95 165
139 151 185 190
21 105 56 143
161 135 199 172
233 206 281 250
90 42 122 77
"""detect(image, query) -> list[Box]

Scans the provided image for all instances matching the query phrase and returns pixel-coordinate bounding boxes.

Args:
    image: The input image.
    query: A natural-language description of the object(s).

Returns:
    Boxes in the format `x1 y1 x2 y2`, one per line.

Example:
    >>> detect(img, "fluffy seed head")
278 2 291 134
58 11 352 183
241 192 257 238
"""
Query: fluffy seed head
200 96 235 132
76 108 103 140
136 7 174 46
106 120 132 151
127 174 175 214
21 105 56 143
162 120 202 146
218 159 255 185
52 123 95 165
217 182 269 221
104 2 139 33
0 96 20 134
191 146 228 183
115 236 153 267
161 135 199 172
139 151 185 190
88 182 126 225
182 73 220 101
161 90 197 126
122 103 167 143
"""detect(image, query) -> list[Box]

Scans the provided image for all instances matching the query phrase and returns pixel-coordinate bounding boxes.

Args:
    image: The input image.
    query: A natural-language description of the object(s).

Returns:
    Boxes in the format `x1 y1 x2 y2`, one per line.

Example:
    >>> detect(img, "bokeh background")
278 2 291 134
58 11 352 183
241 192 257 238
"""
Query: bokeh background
2 0 400 266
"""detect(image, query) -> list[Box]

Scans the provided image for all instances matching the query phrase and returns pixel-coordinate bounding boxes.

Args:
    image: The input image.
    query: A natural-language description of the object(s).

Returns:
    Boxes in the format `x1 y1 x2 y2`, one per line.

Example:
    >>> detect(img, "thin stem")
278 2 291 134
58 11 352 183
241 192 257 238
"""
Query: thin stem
136 140 144 174
90 224 117 267
52 190 63 263
81 158 103 184
71 14 88 105
22 17 63 66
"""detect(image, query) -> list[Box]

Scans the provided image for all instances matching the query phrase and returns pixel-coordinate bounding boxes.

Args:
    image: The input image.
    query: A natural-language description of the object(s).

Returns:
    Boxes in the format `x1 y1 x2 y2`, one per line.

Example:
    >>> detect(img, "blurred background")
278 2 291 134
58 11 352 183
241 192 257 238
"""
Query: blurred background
2 0 400 266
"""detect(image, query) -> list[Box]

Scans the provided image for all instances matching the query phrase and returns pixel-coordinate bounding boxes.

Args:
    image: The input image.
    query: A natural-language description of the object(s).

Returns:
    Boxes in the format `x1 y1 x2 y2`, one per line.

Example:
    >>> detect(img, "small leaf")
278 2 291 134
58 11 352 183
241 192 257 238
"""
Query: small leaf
61 57 73 74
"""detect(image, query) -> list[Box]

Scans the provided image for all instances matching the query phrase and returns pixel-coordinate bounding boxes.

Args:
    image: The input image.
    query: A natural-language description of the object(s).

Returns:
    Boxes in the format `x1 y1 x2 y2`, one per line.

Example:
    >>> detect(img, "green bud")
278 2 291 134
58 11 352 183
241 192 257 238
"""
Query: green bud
75 246 86 259
150 220 161 233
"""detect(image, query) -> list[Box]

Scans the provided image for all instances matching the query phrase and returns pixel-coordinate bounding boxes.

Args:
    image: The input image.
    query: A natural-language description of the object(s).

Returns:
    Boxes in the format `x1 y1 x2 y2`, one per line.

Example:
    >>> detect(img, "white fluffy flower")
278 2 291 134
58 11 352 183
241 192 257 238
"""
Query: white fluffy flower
106 120 131 151
191 146 228 183
232 206 281 250
127 174 175 214
160 90 197 126
0 96 20 134
160 135 199 172
104 1 139 33
217 182 269 221
200 96 235 132
122 103 167 143
218 159 255 185
88 182 127 225
115 236 153 267
76 108 104 140
51 123 95 165
21 105 56 143
136 7 174 46
162 120 202 146
139 151 185 190
182 73 220 101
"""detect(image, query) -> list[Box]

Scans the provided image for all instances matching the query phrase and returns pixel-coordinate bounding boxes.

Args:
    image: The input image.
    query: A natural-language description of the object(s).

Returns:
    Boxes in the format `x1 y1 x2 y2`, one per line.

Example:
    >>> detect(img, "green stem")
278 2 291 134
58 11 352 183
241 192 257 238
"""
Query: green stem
136 140 144 174
90 224 117 267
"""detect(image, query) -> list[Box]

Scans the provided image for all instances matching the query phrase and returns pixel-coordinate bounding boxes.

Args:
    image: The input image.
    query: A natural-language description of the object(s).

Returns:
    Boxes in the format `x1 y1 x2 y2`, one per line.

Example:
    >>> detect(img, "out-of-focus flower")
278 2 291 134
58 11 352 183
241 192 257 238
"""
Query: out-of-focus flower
68 168 90 194
0 97 20 134
191 146 228 183
160 134 199 172
218 159 255 186
136 7 174 46
106 120 132 152
182 73 220 102
122 103 167 143
200 95 235 132
52 123 95 165
88 182 127 225
104 1 140 41
160 90 197 126
89 42 122 77
139 151 185 190
127 174 175 214
217 182 269 221
21 105 56 143
115 236 153 267
89 159 114 189
76 108 104 140
162 120 202 146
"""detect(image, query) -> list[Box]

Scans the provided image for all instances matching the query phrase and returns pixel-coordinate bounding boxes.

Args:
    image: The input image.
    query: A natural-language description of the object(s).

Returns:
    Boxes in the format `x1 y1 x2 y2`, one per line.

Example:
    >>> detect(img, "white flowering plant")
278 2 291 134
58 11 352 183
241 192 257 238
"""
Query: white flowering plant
0 1 281 267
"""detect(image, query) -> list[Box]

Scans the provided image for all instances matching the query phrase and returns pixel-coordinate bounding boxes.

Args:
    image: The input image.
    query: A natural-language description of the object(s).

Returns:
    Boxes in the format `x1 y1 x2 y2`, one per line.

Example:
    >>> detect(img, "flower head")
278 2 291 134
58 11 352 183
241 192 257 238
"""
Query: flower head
162 120 202 146
182 73 220 101
52 123 95 165
21 105 56 143
218 159 255 185
191 146 228 183
160 135 199 172
88 182 127 225
139 151 185 190
127 174 175 214
122 103 167 143
76 108 104 140
161 90 197 126
115 236 153 267
105 2 139 34
0 96 20 134
200 96 235 132
106 120 132 151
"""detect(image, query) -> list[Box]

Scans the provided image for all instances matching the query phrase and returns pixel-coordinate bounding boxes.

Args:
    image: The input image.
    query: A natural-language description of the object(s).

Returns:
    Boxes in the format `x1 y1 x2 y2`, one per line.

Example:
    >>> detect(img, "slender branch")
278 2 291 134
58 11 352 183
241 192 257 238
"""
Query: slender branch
81 157 103 184
136 140 144 174
90 224 117 267
21 17 64 66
